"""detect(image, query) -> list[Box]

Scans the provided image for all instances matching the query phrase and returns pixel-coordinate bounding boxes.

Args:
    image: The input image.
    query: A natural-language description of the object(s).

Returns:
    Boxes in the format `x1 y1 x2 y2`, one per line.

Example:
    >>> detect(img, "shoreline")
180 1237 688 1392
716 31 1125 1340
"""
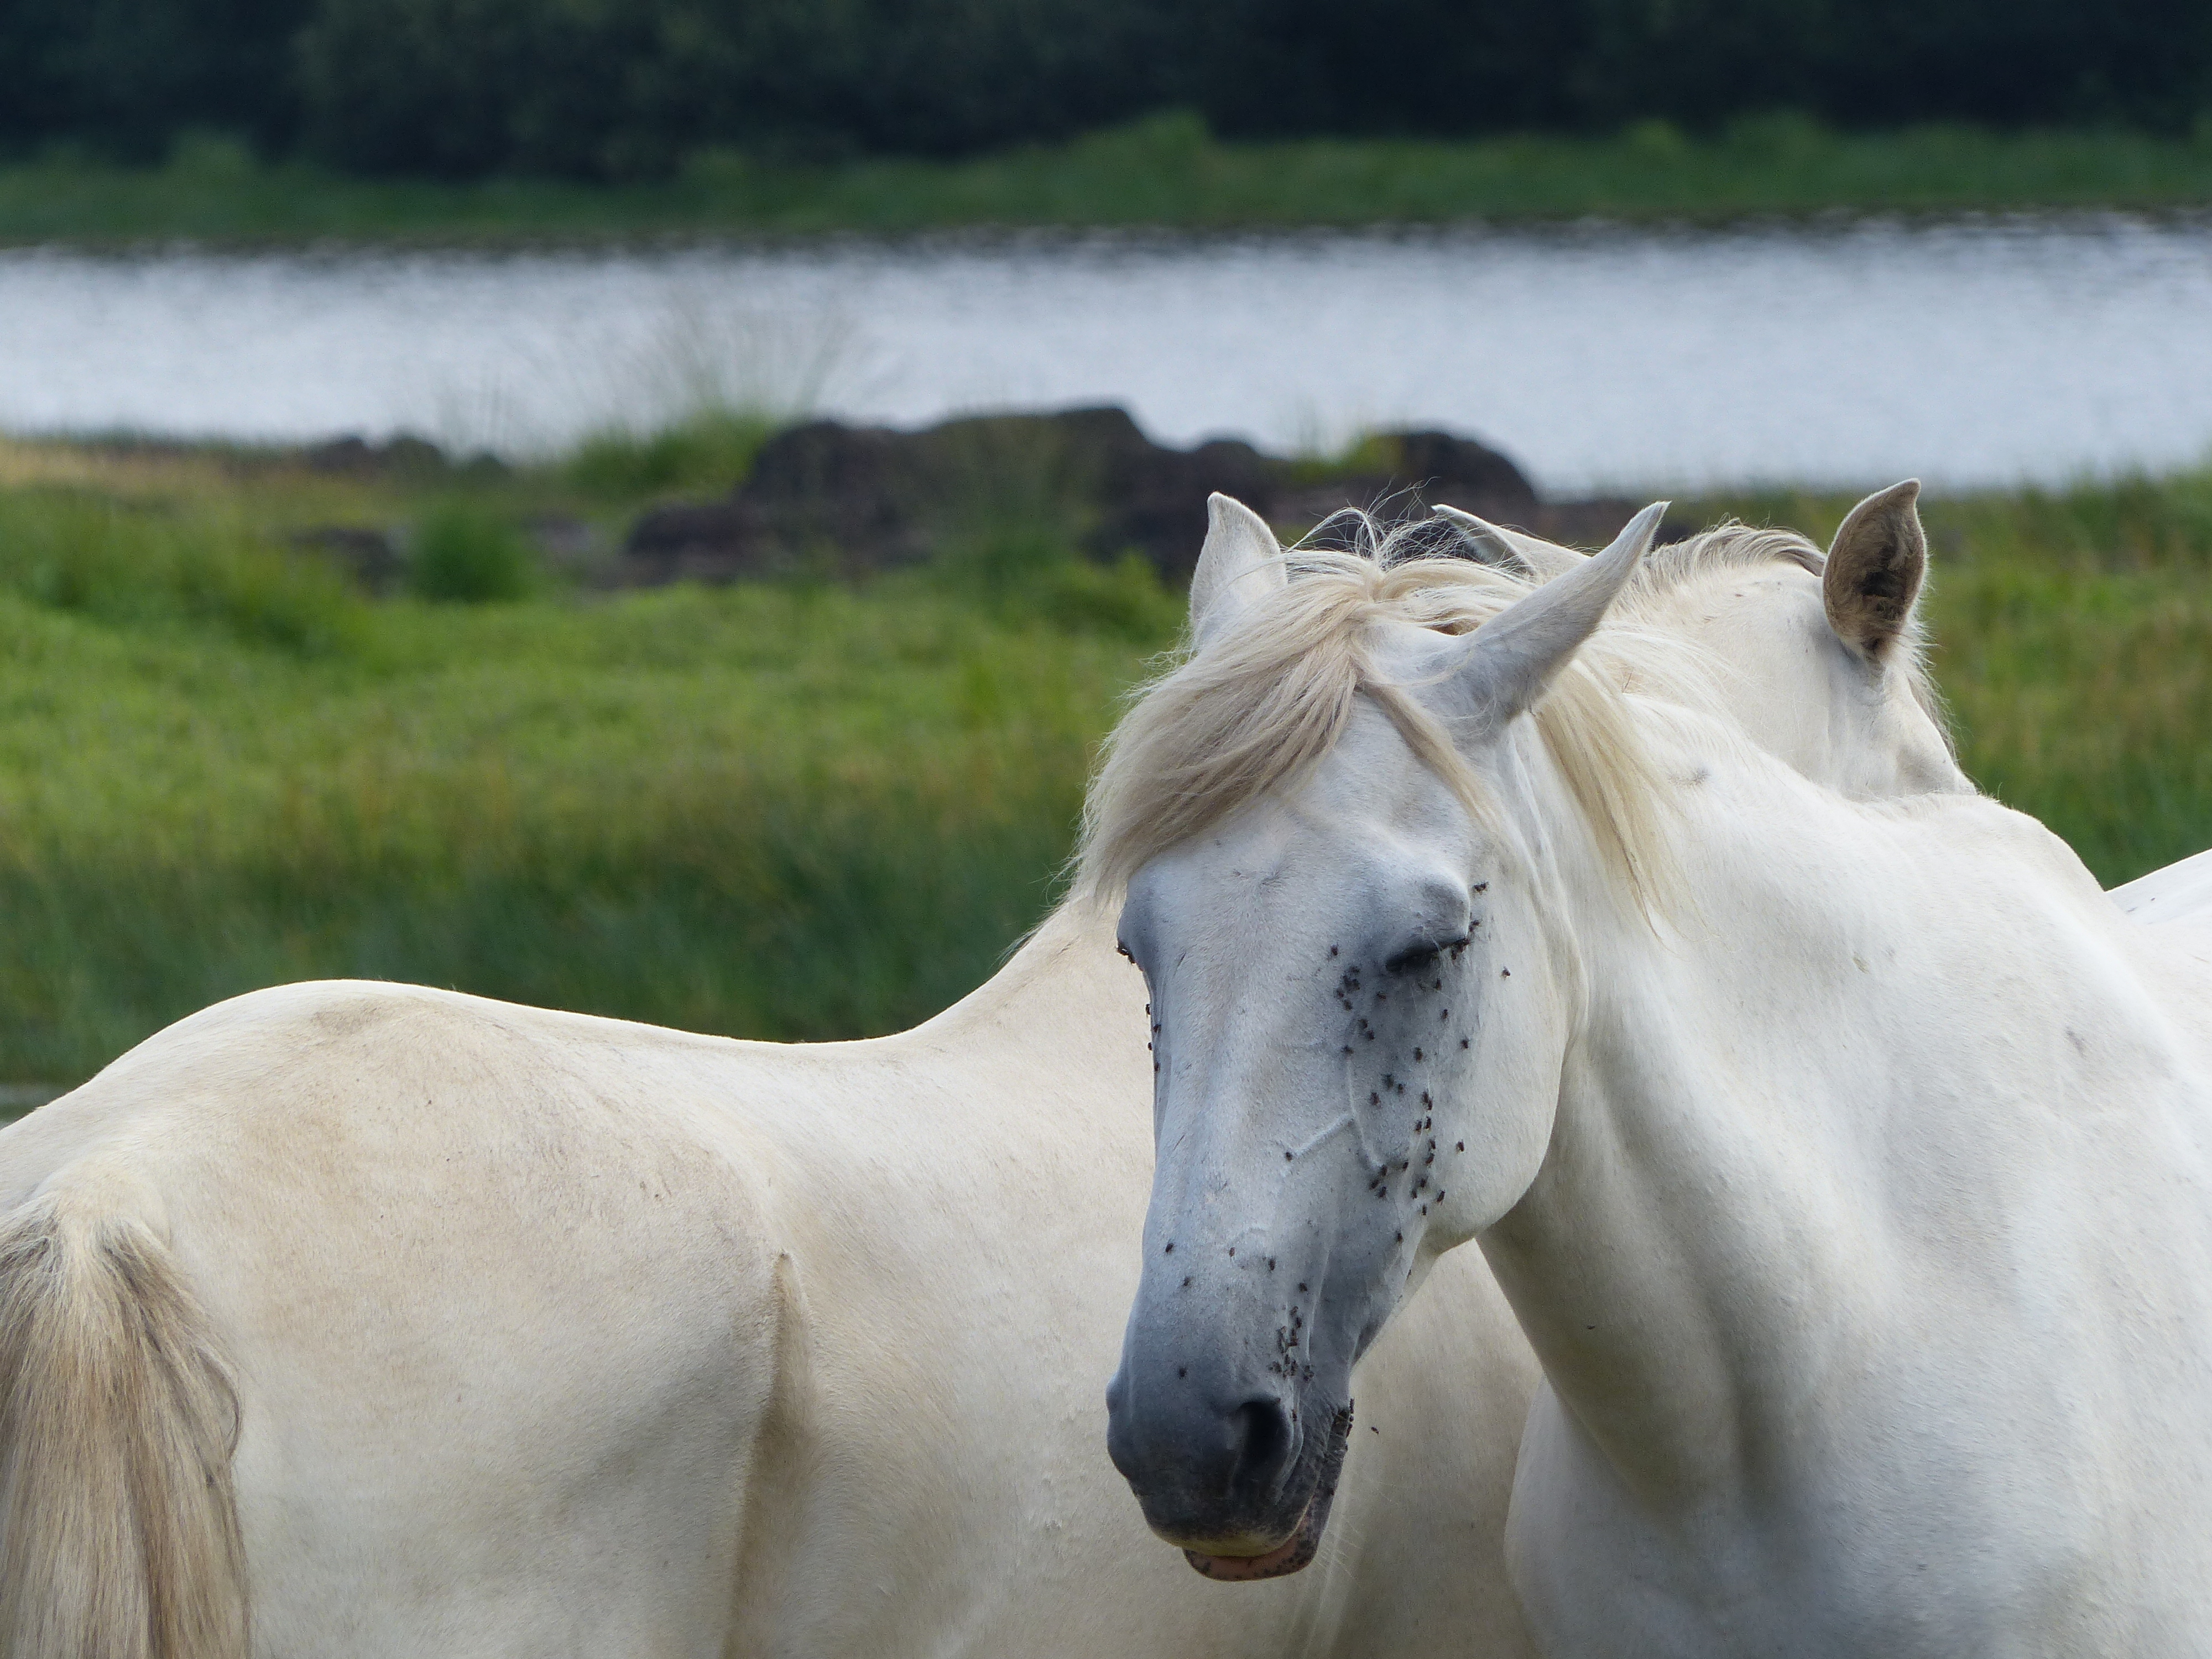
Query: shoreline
7 119 2212 249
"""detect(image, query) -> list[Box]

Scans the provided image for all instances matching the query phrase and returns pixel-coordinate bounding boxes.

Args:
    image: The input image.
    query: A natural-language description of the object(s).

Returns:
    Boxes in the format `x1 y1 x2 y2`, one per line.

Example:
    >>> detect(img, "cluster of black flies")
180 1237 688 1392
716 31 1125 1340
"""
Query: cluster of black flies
1145 881 1505 1392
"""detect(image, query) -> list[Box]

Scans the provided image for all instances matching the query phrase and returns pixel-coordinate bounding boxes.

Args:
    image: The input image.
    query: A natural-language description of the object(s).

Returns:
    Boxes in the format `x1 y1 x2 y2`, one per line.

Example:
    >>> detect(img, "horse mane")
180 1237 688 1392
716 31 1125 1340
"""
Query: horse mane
1075 513 1926 909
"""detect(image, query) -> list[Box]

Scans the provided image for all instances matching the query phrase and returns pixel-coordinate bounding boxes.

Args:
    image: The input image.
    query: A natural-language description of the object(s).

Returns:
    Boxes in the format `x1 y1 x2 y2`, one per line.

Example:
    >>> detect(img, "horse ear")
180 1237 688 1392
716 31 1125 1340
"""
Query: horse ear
1190 494 1285 648
1824 480 1925 659
1453 502 1665 722
1432 505 1587 580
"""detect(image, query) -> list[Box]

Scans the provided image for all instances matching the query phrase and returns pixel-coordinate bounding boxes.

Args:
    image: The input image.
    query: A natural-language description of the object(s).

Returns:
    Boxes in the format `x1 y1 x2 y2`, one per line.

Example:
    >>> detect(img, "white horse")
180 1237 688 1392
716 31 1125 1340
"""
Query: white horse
1098 503 2212 1653
0 910 1542 1658
0 488 2000 1658
2114 847 2212 928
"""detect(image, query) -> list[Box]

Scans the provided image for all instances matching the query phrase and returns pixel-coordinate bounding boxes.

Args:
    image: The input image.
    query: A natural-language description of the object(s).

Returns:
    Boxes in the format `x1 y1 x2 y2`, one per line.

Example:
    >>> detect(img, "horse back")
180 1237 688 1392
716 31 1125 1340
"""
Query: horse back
0 977 799 1657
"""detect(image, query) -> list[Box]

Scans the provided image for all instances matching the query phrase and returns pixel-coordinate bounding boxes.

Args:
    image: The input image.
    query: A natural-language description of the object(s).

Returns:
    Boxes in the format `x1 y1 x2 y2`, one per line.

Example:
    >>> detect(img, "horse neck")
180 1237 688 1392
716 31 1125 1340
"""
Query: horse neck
1478 738 2142 1507
904 899 1145 1053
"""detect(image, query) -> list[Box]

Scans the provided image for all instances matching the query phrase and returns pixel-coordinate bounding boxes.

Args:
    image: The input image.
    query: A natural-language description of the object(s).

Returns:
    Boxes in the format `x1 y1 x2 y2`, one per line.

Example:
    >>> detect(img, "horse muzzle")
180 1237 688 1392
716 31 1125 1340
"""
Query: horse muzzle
1105 1359 1353 1579
1180 1402 1353 1580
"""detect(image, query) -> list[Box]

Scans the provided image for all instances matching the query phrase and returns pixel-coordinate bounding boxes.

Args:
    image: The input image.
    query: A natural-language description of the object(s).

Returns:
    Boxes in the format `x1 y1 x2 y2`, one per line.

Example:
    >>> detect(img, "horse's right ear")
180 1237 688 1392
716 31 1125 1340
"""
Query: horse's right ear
1189 494 1285 648
1824 480 1926 659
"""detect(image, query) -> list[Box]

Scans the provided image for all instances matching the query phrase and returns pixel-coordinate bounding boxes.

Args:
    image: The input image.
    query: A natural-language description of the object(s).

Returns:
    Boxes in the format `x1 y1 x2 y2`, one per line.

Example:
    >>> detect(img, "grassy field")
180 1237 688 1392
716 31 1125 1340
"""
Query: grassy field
6 116 2212 246
0 430 2204 1091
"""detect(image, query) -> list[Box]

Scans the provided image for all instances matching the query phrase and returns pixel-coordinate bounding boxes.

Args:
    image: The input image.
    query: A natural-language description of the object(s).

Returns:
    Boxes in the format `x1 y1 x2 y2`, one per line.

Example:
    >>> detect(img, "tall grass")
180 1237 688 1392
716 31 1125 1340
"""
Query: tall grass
0 553 1147 1081
407 498 539 601
0 436 2203 1093
5 114 2212 245
0 487 363 651
0 453 1179 1082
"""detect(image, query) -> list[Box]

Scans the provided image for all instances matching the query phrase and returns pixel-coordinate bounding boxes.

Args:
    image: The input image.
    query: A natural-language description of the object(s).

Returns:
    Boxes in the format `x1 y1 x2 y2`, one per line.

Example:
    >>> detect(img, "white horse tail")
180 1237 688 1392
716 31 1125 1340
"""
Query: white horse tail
0 1172 248 1659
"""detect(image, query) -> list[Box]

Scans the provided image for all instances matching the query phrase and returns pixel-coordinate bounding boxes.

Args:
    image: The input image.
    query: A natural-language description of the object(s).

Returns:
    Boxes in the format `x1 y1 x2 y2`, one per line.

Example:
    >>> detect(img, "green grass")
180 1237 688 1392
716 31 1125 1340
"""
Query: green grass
0 501 1162 1083
0 431 2204 1093
7 114 2212 246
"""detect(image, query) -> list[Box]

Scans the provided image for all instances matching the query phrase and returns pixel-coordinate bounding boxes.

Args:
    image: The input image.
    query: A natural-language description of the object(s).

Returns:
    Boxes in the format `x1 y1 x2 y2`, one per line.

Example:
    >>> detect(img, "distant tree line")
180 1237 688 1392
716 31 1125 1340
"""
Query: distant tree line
5 0 2210 178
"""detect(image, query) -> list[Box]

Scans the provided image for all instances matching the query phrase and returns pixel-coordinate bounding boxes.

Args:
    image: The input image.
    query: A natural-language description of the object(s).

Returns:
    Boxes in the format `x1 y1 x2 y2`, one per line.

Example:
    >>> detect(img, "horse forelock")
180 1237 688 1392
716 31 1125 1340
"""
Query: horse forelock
1073 511 1811 912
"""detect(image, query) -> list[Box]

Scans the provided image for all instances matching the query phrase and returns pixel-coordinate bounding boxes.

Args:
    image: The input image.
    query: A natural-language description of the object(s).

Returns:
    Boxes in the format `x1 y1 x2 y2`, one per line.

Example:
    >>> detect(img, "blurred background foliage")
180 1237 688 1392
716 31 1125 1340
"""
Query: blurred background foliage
3 0 2210 180
0 429 2204 1084
2 0 2207 1087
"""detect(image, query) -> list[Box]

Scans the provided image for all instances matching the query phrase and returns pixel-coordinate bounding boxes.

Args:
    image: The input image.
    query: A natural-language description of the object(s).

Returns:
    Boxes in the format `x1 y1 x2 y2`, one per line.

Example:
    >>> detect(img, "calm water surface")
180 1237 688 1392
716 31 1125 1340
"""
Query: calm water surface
3 216 2210 493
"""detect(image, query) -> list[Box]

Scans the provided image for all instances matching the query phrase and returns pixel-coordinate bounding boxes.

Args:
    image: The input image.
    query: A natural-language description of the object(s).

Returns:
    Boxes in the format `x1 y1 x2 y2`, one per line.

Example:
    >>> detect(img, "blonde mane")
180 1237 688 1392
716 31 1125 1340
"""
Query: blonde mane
1076 515 1892 907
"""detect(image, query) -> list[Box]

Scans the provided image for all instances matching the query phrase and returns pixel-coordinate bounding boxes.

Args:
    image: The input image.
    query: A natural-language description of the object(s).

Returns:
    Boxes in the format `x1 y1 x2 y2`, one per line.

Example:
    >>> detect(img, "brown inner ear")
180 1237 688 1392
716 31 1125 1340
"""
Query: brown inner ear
1824 482 1926 658
1850 544 1914 630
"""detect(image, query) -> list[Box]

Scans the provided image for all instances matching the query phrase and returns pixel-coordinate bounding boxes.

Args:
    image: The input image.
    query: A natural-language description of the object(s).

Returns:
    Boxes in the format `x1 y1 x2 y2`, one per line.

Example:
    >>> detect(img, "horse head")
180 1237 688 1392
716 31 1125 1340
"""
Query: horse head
1094 500 1667 1575
1093 481 1965 1579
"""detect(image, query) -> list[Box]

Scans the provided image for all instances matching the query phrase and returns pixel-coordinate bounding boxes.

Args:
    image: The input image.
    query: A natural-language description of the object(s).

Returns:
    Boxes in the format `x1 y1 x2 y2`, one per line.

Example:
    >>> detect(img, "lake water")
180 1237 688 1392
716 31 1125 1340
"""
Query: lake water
3 215 2211 494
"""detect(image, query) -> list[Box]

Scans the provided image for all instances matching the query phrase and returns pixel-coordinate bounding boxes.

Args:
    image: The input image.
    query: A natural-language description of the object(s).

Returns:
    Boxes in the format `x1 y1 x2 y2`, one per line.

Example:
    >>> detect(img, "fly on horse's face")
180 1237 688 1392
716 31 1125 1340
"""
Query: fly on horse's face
1104 502 1666 1579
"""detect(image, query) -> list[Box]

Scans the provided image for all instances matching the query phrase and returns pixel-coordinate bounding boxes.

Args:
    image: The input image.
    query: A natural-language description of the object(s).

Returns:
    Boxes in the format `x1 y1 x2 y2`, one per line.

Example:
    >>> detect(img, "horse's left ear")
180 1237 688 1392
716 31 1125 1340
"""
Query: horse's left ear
1824 480 1925 659
1454 502 1666 722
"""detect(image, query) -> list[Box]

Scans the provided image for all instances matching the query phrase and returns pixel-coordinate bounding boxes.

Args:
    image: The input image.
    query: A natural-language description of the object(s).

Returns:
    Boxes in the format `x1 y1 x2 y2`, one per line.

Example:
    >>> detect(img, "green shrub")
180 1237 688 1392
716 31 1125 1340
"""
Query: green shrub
408 500 537 602
925 505 1182 643
1032 552 1183 640
565 411 776 500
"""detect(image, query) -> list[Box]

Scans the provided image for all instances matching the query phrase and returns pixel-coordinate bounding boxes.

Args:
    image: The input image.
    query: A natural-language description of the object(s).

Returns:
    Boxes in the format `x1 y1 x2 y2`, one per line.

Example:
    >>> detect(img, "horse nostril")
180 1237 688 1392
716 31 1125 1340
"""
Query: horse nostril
1227 1396 1296 1501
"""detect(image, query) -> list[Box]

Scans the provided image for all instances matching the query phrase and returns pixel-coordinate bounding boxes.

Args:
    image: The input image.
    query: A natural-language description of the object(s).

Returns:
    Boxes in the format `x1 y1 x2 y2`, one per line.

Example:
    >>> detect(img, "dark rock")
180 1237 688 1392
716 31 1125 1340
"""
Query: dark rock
617 404 1258 582
618 500 773 585
1275 430 1538 533
289 525 402 592
737 420 936 570
1390 430 1537 508
302 436 378 475
611 405 1553 587
738 405 1250 571
301 433 452 477
1094 435 1280 577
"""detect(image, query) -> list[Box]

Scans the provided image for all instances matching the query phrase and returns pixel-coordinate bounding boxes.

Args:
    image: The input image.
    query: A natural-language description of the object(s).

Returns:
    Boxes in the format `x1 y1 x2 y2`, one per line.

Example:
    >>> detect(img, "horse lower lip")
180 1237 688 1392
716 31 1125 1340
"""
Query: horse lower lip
1177 1402 1353 1582
1181 1494 1322 1580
